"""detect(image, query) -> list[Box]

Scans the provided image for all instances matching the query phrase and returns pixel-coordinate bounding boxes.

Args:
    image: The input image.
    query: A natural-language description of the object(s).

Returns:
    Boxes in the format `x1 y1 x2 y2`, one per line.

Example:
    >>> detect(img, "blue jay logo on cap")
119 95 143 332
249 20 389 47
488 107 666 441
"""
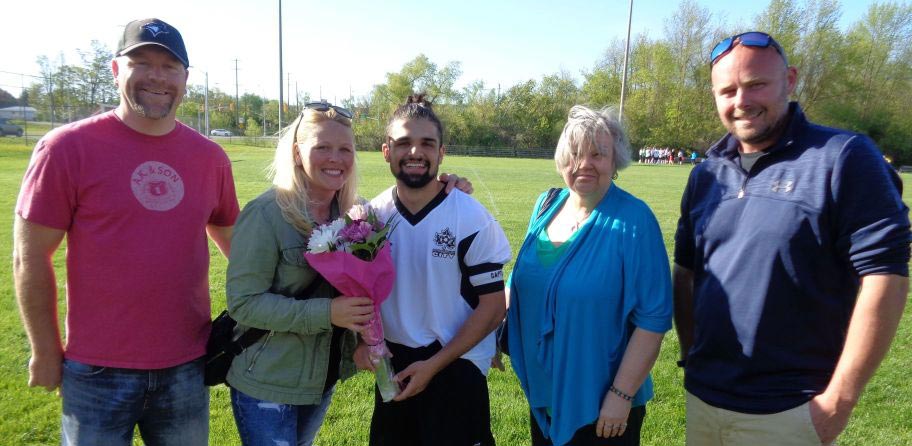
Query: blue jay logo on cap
142 22 169 38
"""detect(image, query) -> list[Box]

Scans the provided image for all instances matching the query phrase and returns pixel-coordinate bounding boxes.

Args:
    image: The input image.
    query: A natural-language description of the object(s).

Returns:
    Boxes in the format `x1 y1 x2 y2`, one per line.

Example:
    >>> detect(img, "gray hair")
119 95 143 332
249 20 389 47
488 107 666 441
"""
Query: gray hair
554 105 631 174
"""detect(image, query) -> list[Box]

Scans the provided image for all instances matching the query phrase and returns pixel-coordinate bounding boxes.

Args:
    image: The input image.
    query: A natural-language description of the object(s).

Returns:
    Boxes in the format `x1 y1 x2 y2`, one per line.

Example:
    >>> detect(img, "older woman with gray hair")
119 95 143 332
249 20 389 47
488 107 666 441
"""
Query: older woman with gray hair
506 105 672 446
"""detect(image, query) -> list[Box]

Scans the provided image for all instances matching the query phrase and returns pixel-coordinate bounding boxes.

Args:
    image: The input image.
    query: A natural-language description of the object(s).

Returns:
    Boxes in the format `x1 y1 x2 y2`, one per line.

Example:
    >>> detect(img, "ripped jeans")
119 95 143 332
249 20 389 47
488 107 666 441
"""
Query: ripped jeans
230 386 334 446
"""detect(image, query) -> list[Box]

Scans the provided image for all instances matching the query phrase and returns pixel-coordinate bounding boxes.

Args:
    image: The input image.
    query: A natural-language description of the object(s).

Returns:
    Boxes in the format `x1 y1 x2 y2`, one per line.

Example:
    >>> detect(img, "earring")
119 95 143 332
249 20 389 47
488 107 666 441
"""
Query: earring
612 172 619 180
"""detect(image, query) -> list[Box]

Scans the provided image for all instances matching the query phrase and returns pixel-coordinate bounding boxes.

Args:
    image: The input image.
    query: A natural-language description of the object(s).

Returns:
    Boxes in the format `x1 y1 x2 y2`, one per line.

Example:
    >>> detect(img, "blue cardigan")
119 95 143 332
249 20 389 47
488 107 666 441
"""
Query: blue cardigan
507 185 672 446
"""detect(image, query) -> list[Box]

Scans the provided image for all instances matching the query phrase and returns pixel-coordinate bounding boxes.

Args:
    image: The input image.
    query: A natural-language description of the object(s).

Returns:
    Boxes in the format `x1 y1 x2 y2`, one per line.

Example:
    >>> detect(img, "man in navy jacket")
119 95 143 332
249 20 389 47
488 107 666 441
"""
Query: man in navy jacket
673 32 910 446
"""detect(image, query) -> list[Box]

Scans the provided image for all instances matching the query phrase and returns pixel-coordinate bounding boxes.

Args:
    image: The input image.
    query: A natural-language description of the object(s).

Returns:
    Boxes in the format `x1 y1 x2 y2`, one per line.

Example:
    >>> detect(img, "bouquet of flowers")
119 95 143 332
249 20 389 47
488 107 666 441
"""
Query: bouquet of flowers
303 204 400 402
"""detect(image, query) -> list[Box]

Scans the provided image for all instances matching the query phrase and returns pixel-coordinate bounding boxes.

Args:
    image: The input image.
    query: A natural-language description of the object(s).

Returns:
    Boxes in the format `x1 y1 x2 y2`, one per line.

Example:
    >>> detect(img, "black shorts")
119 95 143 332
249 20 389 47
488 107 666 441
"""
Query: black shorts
369 341 495 446
530 405 646 446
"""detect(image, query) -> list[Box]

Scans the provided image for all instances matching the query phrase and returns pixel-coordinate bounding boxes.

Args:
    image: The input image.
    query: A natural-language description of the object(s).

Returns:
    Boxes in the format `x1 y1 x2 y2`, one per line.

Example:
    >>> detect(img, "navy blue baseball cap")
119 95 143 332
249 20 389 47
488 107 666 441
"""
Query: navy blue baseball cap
117 18 189 68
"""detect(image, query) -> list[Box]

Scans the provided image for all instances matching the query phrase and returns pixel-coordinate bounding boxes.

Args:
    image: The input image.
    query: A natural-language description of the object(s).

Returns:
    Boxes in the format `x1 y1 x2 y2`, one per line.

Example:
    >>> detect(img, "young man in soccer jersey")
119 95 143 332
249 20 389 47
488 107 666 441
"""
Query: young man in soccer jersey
358 94 511 446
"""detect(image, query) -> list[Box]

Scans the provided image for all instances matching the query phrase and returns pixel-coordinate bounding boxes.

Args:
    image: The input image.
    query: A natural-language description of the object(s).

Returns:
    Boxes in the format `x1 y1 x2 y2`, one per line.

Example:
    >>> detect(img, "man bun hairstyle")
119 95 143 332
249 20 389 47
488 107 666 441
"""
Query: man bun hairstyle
386 93 444 142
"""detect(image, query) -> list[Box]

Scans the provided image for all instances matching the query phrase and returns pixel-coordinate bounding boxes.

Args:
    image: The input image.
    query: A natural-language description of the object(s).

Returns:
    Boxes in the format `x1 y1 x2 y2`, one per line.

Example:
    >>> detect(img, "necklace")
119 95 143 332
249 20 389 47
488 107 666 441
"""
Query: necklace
569 210 591 232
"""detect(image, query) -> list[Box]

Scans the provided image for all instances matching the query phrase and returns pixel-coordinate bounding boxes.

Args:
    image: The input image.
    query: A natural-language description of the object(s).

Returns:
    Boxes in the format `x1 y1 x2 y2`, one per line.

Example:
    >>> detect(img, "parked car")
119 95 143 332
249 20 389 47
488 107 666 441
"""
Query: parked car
0 119 24 137
210 129 232 137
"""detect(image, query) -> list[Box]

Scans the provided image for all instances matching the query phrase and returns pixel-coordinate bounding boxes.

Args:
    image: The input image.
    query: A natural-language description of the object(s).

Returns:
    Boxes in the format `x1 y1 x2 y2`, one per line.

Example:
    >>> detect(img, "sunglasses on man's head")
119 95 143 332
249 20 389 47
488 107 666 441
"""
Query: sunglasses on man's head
304 101 353 119
710 31 787 66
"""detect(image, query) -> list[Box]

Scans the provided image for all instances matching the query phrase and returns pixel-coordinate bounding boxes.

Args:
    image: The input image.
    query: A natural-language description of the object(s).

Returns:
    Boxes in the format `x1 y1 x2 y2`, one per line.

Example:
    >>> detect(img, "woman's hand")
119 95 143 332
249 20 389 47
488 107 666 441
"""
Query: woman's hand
596 390 632 438
330 297 373 332
353 340 375 371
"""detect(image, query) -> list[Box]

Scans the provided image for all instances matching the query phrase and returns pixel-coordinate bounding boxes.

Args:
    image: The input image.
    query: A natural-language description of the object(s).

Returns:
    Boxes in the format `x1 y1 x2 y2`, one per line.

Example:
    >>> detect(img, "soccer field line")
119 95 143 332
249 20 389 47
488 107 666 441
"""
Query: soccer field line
468 165 500 216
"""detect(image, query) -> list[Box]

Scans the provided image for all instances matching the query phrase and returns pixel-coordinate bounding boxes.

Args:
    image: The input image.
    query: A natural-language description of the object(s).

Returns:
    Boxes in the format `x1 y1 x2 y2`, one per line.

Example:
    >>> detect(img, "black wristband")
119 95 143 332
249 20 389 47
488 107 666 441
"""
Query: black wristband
609 385 633 401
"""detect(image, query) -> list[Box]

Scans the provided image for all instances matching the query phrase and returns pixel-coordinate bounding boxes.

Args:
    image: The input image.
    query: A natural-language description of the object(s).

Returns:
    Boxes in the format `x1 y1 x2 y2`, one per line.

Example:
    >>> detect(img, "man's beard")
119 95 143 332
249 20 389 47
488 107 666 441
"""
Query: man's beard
395 159 436 189
127 87 176 119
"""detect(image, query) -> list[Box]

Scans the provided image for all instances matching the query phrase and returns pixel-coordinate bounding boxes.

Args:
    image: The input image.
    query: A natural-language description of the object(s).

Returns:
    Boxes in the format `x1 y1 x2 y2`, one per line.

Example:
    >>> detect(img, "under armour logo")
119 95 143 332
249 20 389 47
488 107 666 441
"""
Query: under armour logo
771 180 794 193
143 22 169 37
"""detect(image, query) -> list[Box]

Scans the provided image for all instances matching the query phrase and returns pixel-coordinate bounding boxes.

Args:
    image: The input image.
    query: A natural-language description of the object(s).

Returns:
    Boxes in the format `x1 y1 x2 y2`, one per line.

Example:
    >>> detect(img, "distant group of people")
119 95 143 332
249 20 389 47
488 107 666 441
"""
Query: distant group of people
13 18 909 446
638 147 698 165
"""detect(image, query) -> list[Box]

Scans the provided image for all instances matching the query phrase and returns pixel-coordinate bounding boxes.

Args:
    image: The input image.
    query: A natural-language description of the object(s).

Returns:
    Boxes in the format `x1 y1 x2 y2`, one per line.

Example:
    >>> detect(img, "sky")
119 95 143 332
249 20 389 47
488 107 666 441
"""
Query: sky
1 0 871 103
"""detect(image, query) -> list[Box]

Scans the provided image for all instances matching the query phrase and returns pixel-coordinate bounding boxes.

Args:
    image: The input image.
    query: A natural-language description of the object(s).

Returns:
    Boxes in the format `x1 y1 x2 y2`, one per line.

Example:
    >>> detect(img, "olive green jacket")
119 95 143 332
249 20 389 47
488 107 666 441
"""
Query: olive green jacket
225 188 357 405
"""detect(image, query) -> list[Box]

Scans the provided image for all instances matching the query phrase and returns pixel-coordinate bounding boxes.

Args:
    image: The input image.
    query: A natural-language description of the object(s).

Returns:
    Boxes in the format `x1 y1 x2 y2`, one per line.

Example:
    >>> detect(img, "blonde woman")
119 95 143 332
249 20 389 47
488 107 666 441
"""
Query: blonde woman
224 102 372 446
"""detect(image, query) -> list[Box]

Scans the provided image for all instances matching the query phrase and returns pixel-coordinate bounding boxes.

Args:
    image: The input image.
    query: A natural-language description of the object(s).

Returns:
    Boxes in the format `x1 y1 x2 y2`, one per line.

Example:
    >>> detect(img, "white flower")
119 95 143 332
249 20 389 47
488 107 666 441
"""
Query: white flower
307 227 338 253
327 218 346 234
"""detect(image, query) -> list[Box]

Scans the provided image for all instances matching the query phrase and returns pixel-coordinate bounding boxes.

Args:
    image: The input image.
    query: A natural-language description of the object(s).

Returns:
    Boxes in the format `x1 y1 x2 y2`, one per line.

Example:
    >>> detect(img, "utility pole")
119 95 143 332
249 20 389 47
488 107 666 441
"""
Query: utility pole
234 59 240 131
287 73 292 116
20 73 27 143
47 73 55 128
278 0 284 130
619 0 634 121
204 71 210 137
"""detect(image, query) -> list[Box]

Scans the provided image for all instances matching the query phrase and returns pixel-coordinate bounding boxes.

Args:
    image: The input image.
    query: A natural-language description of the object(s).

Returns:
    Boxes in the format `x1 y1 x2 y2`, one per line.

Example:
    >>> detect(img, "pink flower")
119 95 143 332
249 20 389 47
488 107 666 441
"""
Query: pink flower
348 204 370 221
339 220 374 243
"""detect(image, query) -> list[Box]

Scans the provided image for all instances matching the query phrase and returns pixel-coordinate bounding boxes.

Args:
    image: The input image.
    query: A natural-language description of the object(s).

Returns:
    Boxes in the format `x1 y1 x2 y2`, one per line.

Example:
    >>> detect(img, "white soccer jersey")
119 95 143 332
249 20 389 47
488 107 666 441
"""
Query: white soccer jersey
371 187 512 375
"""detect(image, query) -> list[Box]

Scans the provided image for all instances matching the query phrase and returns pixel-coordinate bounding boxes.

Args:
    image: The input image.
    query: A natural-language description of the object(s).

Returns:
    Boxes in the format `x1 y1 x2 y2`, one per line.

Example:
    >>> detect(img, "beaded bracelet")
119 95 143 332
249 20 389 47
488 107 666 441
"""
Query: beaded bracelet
609 385 633 401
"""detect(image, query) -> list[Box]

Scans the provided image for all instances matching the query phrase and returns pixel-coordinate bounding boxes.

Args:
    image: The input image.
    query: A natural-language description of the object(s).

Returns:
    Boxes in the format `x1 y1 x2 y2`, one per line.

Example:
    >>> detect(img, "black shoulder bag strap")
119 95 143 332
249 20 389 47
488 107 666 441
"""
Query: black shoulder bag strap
536 187 562 221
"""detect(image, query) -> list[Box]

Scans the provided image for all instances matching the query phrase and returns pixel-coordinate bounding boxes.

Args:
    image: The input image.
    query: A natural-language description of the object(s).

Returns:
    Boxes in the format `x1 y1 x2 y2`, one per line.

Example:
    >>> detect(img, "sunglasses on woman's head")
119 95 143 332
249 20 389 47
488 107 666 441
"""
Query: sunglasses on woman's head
304 101 353 119
292 101 354 147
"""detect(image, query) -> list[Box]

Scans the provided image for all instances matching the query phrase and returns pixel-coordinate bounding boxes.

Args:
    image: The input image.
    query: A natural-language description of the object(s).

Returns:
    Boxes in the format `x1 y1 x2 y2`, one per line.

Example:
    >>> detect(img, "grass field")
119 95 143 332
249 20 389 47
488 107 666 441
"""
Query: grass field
1 138 910 445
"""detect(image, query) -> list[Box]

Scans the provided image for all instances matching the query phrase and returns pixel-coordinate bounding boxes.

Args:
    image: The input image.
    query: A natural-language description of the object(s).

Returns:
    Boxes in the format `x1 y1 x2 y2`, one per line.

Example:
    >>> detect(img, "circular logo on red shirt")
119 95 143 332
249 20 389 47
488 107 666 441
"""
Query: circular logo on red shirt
130 161 185 211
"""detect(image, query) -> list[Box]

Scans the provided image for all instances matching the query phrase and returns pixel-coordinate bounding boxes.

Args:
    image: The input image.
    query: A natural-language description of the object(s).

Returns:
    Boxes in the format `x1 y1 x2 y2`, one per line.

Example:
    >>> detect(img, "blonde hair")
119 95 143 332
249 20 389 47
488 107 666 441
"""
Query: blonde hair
554 105 631 174
270 108 359 234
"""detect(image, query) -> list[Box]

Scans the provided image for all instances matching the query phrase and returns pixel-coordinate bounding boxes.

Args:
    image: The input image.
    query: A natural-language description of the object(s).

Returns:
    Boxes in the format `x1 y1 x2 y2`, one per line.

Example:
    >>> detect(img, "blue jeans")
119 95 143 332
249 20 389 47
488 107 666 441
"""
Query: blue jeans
60 357 208 446
231 386 334 446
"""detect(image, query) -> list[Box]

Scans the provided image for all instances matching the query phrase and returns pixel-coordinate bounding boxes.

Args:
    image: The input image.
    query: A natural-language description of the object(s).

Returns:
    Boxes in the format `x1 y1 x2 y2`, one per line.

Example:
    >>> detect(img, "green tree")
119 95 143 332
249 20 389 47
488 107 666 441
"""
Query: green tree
0 88 17 108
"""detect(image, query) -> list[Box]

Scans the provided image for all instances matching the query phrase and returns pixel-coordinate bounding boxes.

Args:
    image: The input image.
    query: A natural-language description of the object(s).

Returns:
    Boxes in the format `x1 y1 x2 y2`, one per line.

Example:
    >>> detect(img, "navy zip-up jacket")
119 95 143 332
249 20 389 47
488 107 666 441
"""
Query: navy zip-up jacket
674 102 910 414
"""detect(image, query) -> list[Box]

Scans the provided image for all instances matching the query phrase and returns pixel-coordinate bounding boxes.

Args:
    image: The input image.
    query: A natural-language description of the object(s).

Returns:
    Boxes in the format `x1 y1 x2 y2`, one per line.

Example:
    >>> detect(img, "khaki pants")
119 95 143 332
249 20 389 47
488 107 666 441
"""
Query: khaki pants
685 391 832 446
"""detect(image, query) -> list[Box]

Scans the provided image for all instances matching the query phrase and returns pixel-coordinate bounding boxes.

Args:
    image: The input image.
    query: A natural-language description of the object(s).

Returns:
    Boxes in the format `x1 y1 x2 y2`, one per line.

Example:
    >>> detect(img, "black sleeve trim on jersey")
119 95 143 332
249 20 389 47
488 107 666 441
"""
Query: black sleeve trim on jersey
466 262 503 276
393 186 449 226
458 231 481 309
475 281 505 296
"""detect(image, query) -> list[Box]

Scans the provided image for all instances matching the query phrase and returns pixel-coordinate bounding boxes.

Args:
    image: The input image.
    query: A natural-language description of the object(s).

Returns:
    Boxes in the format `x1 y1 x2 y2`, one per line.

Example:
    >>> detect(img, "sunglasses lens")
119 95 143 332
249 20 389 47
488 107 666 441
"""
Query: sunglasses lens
710 37 734 65
738 32 771 47
305 102 353 119
305 102 330 112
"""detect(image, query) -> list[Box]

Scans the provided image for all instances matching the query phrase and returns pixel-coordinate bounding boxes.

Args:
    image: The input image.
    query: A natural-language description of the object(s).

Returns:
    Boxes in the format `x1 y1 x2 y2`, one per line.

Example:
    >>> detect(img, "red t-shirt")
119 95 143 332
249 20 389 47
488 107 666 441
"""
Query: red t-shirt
16 112 239 369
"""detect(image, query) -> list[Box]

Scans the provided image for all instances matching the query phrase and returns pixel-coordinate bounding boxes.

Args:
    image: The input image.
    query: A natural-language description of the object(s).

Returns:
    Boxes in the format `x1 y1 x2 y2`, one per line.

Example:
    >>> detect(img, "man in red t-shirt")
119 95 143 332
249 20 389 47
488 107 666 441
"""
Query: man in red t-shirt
13 18 239 446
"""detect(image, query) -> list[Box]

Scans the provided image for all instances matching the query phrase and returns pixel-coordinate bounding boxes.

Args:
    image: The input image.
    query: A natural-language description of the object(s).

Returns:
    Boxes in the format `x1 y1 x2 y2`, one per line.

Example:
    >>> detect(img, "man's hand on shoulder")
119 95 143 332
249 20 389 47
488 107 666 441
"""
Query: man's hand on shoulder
438 173 473 195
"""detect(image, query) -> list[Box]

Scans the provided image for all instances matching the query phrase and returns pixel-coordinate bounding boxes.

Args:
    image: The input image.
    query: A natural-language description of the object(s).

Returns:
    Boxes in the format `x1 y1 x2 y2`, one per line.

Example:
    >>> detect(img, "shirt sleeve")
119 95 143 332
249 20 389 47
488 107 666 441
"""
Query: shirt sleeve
832 135 911 276
15 137 77 230
209 153 239 226
673 168 698 269
460 219 512 296
625 202 673 333
226 201 331 335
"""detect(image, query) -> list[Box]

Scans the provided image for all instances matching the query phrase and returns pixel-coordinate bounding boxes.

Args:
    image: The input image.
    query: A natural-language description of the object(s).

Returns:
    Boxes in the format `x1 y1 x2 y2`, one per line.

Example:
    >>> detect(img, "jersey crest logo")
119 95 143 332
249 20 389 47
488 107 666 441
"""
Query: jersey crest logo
432 227 456 259
130 161 185 211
